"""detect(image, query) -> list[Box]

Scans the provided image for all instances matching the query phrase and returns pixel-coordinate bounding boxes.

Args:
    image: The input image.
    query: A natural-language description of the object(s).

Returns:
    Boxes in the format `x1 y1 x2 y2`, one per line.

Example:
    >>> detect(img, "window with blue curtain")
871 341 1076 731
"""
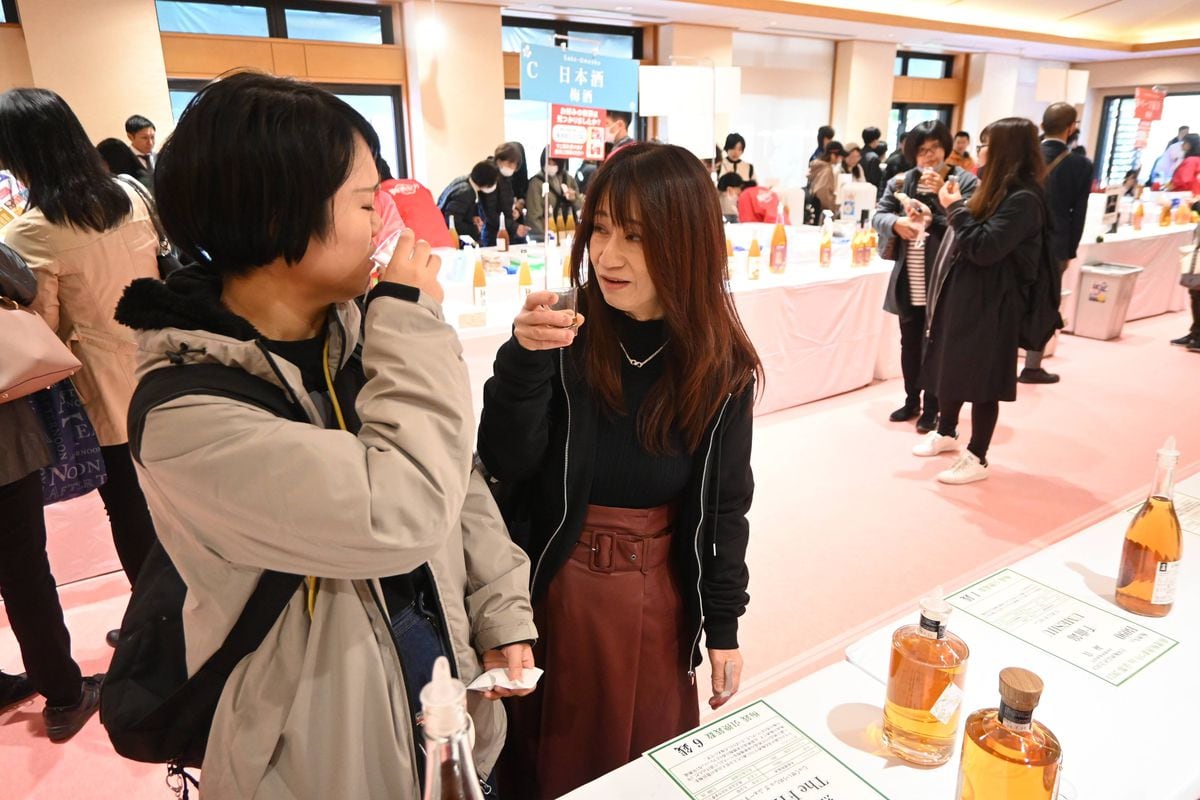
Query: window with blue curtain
285 8 383 44
155 1 270 37
502 25 555 52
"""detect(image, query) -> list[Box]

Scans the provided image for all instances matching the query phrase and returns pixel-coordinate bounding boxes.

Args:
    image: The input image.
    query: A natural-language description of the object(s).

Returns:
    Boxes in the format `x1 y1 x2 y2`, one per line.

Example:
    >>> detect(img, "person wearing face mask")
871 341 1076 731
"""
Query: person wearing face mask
437 160 500 246
525 147 584 242
604 110 635 158
479 143 762 799
485 141 530 245
873 120 978 434
718 172 745 223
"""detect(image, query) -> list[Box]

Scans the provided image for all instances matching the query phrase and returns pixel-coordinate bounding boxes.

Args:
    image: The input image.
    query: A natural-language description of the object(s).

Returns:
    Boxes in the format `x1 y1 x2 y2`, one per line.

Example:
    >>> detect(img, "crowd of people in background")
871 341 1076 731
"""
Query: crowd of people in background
0 63 1198 800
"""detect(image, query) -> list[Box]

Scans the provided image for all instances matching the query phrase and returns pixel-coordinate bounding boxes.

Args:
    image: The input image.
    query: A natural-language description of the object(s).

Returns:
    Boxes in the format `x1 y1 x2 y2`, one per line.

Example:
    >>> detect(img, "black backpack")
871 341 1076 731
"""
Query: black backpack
100 364 308 775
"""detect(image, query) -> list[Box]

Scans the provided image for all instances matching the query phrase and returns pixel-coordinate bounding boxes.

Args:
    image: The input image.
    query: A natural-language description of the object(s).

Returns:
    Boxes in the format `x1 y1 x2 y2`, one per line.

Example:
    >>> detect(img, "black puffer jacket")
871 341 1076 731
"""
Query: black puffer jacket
477 332 754 674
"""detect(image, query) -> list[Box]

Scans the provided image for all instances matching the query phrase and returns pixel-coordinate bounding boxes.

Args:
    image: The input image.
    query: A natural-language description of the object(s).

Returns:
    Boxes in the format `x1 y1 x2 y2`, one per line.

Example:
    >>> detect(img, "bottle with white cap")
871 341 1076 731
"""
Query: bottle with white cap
882 588 970 765
420 656 485 800
1116 436 1183 617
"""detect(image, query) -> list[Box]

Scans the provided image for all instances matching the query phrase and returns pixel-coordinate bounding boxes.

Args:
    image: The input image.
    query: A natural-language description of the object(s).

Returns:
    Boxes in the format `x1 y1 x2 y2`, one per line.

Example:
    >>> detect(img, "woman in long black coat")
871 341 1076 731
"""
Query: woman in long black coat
911 117 1047 485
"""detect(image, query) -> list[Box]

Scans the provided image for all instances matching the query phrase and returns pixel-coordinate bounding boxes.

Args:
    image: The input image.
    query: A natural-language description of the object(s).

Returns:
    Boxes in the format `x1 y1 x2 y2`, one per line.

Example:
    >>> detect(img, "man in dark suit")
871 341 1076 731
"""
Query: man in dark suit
124 115 156 190
1020 102 1093 385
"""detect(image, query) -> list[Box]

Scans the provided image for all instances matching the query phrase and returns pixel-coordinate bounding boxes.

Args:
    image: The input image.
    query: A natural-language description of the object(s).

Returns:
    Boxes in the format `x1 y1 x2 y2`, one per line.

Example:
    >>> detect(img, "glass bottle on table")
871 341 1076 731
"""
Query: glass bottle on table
472 255 487 307
496 213 510 258
819 210 833 267
1131 200 1144 231
769 219 788 274
882 593 969 766
747 238 762 280
1116 436 1182 617
956 667 1063 800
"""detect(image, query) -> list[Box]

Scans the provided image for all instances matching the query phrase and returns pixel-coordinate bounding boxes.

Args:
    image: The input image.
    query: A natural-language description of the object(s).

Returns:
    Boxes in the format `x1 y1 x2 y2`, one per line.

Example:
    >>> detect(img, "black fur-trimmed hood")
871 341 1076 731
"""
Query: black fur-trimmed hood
115 265 260 341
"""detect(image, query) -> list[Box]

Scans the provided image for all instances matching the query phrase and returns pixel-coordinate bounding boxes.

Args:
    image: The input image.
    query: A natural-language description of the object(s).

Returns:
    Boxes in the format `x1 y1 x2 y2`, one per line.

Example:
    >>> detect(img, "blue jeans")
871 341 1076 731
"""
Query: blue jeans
388 594 500 797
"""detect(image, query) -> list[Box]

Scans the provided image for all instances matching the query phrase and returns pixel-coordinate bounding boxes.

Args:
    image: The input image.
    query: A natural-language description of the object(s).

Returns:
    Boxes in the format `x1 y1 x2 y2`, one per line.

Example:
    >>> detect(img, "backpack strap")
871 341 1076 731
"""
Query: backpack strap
128 363 308 466
1046 149 1071 176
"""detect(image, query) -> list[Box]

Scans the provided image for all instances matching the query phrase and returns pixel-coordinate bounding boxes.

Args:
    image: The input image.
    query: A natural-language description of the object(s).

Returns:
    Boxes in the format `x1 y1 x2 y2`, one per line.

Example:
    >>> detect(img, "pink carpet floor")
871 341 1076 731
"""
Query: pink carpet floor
2 310 1198 798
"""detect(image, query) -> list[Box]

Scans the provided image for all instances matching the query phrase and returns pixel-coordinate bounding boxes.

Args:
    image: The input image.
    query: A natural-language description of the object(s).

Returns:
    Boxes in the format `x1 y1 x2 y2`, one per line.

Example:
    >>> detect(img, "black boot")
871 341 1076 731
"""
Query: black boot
1170 333 1196 346
890 399 920 422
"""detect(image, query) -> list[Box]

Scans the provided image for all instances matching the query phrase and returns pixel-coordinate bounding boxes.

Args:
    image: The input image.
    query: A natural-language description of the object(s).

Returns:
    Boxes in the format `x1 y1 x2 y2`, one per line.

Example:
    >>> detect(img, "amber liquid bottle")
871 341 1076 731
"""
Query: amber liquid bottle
957 668 1063 800
472 257 487 306
747 238 762 280
769 222 788 274
882 596 969 765
1116 437 1182 617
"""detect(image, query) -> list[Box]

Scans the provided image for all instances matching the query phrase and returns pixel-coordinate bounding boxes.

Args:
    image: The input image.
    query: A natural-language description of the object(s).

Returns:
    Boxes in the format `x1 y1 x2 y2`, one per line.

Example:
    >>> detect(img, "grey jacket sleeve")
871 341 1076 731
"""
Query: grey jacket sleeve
459 470 538 652
873 174 904 257
137 293 474 579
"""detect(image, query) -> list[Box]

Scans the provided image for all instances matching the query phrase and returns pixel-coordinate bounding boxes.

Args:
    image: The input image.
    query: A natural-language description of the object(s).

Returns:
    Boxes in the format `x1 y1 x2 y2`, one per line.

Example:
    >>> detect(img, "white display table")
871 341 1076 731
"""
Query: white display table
1063 225 1193 333
568 473 1200 800
442 228 895 418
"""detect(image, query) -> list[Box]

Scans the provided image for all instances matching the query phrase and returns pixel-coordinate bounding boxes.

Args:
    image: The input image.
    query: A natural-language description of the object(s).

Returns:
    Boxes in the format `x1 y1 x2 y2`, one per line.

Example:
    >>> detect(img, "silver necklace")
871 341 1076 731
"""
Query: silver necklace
619 340 668 368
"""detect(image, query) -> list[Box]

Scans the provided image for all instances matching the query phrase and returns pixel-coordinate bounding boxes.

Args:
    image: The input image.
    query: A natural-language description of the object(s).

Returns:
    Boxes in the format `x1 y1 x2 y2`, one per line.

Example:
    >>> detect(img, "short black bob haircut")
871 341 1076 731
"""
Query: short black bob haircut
717 172 745 192
155 71 380 276
724 132 746 152
97 137 144 177
125 114 155 135
470 160 500 187
861 126 881 145
903 120 953 164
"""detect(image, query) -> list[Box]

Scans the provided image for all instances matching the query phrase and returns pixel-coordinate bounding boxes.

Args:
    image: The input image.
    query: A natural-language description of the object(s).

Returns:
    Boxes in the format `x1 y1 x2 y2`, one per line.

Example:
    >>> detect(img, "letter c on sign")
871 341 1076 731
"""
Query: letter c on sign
526 60 539 80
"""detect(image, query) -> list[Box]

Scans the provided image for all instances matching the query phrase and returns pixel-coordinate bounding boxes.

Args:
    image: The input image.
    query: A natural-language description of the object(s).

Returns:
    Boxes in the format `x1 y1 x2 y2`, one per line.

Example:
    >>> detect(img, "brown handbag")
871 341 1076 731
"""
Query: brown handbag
0 296 81 403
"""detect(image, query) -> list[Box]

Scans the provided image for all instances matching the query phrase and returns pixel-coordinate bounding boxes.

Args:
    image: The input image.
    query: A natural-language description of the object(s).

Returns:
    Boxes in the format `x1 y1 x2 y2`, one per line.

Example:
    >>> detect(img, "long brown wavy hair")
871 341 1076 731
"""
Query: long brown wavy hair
569 143 763 455
967 117 1046 220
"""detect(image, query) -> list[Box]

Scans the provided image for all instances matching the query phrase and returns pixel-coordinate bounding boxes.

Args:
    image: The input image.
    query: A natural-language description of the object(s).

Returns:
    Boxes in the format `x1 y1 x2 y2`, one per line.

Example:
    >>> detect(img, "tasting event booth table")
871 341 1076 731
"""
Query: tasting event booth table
1062 224 1193 333
566 472 1200 800
443 223 896 418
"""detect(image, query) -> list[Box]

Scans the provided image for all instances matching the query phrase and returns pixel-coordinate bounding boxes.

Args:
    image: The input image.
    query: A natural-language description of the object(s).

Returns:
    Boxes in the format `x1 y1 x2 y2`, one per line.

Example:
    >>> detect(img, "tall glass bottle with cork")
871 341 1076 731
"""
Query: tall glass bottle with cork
1116 436 1183 617
956 667 1063 800
882 593 969 765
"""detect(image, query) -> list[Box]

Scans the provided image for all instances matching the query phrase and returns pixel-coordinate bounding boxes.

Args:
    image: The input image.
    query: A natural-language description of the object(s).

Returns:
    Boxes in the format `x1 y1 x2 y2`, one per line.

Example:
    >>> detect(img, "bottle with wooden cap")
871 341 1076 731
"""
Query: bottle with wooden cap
956 668 1063 800
1116 436 1183 617
882 592 969 766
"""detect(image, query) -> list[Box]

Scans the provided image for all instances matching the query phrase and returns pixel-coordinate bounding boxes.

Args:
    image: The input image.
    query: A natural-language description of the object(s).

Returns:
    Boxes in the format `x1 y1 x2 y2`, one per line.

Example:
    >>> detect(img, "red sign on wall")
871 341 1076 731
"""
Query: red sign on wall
1134 87 1165 121
550 104 606 161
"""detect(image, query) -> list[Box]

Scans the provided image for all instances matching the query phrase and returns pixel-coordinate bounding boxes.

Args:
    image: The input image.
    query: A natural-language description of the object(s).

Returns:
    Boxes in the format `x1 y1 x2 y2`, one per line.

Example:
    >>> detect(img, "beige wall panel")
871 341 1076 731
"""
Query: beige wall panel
17 0 172 141
161 34 275 77
302 43 405 84
0 25 34 92
271 42 308 78
832 41 896 148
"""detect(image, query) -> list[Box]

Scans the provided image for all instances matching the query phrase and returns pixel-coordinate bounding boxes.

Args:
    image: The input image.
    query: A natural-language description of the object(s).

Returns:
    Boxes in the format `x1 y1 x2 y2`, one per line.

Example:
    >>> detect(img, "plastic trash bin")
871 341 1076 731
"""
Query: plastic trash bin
1073 264 1143 340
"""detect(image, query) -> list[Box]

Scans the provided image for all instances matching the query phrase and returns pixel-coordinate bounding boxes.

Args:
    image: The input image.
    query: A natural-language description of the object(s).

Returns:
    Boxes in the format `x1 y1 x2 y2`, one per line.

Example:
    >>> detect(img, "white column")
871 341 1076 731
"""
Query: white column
831 40 896 148
16 0 171 141
961 53 1021 139
656 24 734 154
402 1 505 195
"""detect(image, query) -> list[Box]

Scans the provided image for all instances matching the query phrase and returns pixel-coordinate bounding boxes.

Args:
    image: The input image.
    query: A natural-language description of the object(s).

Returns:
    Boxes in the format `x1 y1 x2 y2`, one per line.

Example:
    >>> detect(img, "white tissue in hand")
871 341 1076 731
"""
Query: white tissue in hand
466 667 544 692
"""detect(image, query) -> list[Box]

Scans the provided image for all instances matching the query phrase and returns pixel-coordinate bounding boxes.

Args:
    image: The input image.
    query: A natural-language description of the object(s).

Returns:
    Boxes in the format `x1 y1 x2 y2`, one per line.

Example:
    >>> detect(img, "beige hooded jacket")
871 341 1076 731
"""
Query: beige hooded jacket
120 275 535 800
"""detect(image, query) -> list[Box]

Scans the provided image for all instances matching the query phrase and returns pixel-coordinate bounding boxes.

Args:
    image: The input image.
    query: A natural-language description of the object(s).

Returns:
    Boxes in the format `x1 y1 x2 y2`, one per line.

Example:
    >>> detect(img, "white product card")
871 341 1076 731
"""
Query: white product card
929 682 964 725
950 570 1178 686
648 701 888 800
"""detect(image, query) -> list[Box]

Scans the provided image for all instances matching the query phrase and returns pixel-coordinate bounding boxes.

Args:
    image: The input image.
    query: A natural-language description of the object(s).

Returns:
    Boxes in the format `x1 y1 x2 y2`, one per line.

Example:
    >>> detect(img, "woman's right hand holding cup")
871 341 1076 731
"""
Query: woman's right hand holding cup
515 290 584 351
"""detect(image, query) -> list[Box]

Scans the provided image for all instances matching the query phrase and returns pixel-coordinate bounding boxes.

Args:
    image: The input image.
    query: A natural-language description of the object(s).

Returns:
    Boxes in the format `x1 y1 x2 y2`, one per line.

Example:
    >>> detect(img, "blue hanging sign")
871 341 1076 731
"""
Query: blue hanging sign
519 44 638 112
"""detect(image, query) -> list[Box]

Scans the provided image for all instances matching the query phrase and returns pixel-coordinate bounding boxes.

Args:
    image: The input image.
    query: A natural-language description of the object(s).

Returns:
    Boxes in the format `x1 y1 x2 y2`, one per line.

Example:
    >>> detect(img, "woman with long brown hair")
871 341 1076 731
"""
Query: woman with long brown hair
913 117 1047 484
478 143 762 798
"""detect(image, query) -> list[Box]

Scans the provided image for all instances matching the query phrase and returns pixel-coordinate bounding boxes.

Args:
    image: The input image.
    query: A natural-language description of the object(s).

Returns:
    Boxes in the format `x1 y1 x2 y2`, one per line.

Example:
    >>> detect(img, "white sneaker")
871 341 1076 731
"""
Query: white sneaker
937 451 989 484
912 431 959 457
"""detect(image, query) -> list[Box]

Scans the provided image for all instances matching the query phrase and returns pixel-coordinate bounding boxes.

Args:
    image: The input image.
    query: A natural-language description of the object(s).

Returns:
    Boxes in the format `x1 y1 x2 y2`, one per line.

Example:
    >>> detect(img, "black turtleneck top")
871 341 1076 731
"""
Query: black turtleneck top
588 314 694 508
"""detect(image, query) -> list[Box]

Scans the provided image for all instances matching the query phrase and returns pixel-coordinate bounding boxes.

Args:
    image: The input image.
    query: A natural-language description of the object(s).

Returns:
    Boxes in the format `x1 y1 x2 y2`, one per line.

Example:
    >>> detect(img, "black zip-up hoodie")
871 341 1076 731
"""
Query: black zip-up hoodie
477 332 754 674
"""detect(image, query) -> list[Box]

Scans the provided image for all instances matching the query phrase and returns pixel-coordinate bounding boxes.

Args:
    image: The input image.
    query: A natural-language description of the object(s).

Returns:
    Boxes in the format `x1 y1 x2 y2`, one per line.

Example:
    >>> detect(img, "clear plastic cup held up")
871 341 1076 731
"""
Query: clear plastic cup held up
369 227 405 285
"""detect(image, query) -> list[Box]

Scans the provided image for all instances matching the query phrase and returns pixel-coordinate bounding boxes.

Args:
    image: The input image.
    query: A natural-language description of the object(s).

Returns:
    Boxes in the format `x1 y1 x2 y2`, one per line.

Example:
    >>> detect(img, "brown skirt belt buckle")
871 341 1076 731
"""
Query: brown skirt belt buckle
589 532 616 573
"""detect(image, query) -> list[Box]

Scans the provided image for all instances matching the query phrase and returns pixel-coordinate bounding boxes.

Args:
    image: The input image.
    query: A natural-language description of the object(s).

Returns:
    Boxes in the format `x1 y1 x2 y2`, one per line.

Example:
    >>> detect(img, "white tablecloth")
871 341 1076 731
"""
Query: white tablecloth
1063 225 1193 332
444 234 894 418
